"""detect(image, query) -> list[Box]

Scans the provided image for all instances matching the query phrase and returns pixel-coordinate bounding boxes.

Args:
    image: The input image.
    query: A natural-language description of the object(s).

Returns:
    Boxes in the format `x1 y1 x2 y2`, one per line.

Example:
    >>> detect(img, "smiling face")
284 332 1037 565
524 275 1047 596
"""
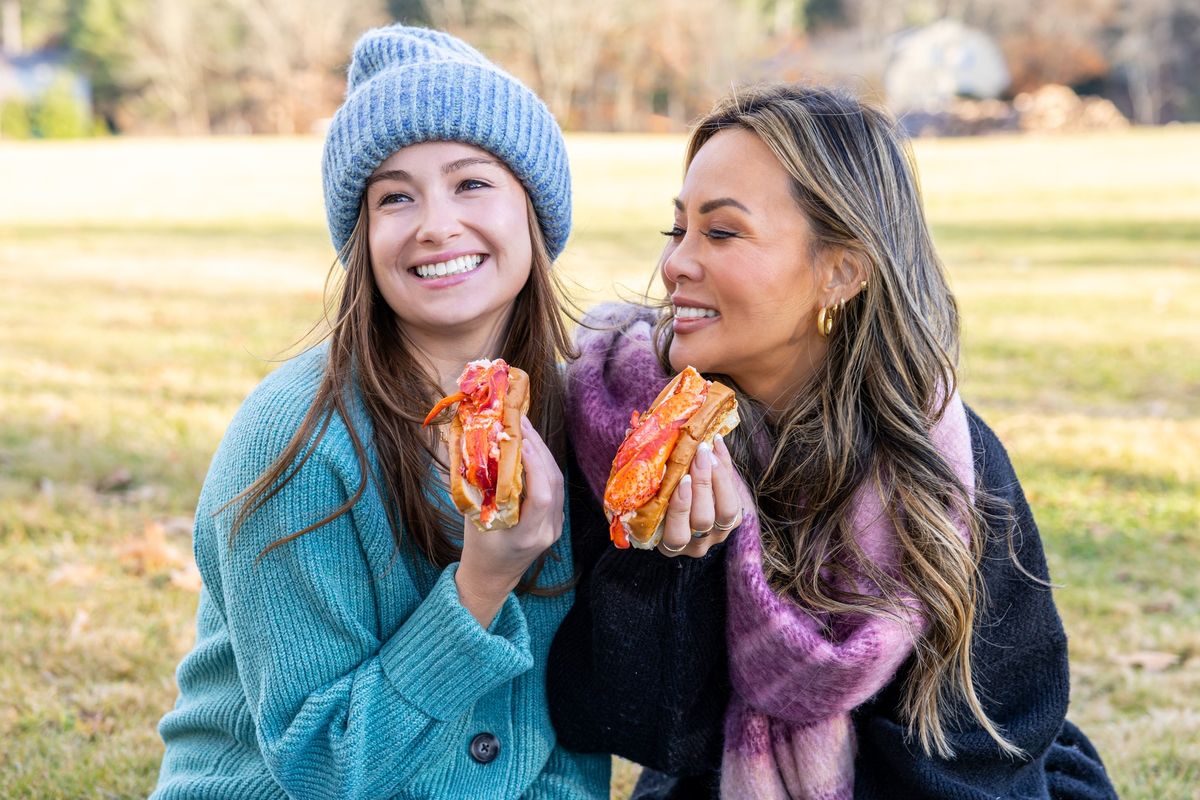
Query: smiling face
661 128 836 409
365 141 533 350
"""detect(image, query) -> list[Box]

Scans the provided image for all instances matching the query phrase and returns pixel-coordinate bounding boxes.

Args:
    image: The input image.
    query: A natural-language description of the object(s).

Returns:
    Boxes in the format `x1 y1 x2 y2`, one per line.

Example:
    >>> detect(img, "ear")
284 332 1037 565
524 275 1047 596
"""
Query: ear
820 246 869 303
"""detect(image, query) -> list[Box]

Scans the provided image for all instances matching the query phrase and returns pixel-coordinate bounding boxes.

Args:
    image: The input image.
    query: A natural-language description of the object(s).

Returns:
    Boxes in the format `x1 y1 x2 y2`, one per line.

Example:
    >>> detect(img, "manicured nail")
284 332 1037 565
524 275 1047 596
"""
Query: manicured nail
697 441 712 467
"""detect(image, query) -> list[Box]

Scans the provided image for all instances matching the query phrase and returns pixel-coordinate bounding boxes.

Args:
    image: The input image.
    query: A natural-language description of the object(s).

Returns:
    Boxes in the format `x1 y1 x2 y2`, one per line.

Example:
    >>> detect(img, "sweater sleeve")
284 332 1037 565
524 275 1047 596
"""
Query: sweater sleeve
547 304 734 775
202 415 533 799
546 449 731 776
519 743 612 799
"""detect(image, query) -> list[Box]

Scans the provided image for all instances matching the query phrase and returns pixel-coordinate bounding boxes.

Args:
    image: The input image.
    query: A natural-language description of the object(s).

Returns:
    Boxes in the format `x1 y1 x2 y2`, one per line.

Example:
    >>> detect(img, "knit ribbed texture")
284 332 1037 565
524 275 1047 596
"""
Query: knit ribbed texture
152 345 609 800
322 25 572 260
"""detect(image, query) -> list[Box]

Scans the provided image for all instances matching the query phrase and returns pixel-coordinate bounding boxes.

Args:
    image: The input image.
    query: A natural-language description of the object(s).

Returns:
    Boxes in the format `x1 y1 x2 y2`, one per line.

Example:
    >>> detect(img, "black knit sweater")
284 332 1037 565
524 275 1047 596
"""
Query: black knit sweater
548 408 1118 799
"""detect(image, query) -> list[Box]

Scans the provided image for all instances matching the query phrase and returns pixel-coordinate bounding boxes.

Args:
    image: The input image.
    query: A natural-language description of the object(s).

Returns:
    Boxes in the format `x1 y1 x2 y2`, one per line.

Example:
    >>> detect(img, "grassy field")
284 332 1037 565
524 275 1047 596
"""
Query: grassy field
1 128 1198 799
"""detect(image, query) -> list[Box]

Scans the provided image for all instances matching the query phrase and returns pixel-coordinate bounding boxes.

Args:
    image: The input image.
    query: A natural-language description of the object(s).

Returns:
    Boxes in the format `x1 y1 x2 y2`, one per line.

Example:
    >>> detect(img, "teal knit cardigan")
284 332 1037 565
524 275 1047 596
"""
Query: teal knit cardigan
152 347 609 800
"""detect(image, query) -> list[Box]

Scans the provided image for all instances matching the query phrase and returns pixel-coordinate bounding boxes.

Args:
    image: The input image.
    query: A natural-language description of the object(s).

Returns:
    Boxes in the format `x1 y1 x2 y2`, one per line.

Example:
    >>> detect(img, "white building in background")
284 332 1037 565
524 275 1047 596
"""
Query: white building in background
886 19 1010 111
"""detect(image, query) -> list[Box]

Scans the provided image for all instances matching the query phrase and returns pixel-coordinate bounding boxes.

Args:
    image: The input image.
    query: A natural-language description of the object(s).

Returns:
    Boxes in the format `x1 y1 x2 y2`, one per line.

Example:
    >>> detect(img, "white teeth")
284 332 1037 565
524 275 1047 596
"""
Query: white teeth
673 305 719 319
414 254 484 278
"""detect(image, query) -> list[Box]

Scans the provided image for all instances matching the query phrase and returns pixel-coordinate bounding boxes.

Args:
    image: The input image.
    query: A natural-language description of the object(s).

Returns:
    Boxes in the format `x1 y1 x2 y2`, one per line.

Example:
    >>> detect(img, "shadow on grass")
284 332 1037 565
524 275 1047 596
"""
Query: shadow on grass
1028 462 1194 496
0 404 215 523
931 219 1200 246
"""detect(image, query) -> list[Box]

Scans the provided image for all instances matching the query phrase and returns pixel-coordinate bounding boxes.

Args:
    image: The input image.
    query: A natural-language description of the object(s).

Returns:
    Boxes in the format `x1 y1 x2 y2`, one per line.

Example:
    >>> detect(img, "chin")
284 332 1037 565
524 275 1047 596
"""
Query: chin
420 298 499 329
668 343 714 375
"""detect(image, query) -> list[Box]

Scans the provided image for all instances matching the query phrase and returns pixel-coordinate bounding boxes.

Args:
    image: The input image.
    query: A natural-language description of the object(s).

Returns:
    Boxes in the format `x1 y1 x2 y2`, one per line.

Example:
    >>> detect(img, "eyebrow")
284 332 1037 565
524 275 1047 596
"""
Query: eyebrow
442 156 502 174
673 196 752 214
366 169 411 188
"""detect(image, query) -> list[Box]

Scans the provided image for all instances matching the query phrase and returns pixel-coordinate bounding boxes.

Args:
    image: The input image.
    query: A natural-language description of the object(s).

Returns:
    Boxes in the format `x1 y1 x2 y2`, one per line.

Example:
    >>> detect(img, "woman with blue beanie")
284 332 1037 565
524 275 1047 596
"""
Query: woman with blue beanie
151 24 609 800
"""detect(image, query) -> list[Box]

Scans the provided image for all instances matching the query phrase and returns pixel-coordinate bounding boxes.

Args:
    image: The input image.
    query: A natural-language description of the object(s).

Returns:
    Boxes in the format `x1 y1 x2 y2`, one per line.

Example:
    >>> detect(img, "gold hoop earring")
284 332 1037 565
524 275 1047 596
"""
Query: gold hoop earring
817 302 836 337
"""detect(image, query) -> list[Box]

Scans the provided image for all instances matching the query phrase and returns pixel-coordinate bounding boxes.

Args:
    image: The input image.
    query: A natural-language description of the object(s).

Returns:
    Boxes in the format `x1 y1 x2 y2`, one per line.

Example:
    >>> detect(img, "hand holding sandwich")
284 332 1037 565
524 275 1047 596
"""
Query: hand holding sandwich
425 359 564 626
655 432 742 558
457 417 563 625
604 366 745 558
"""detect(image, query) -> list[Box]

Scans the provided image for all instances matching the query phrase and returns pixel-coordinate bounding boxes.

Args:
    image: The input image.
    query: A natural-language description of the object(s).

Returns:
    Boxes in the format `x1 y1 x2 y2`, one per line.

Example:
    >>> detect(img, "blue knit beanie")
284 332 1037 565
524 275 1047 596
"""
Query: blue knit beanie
322 25 571 261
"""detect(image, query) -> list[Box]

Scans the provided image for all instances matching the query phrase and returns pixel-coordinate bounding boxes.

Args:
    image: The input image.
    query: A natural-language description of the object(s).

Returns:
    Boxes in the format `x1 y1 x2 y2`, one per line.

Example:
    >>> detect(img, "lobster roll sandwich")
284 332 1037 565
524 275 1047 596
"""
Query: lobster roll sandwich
603 366 739 549
424 359 529 531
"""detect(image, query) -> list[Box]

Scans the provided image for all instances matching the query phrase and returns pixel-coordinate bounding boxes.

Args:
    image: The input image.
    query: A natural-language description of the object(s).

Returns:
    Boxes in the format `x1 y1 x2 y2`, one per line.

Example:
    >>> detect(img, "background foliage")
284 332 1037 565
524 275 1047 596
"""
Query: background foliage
7 0 1200 135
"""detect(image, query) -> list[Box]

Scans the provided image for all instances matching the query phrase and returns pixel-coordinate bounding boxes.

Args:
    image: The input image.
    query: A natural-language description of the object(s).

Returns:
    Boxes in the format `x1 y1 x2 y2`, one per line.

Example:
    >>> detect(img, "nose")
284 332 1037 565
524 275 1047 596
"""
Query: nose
415 192 463 245
660 233 702 288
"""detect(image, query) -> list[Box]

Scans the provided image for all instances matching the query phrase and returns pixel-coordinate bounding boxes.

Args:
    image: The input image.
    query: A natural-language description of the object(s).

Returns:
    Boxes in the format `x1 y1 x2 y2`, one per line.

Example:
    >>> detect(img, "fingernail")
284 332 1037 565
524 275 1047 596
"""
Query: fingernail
697 441 712 467
680 474 692 491
714 433 725 451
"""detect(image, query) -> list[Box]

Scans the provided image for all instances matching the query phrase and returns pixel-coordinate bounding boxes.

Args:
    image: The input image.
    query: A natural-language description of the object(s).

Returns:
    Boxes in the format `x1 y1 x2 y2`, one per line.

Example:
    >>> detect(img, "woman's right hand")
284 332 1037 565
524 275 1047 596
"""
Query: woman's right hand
656 433 744 558
456 416 564 625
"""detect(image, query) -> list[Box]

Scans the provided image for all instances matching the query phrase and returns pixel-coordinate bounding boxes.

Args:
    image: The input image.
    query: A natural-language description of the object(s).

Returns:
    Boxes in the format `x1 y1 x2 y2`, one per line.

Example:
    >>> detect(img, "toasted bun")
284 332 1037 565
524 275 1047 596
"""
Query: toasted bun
448 367 530 530
616 376 740 549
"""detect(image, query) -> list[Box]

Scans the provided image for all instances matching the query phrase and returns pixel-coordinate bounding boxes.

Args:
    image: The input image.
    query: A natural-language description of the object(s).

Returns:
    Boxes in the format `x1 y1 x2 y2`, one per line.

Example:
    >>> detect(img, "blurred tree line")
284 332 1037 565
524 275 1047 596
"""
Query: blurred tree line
7 0 1199 135
12 0 383 134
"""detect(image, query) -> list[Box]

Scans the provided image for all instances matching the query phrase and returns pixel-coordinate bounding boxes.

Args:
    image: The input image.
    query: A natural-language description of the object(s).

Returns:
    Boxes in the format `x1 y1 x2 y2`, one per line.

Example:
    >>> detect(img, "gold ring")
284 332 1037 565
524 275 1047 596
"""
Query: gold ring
690 524 714 539
660 540 687 554
713 510 743 532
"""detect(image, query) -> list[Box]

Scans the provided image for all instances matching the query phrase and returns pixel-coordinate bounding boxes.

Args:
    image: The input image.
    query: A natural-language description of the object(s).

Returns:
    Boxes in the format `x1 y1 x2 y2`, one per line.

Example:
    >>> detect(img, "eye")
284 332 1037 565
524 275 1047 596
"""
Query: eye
704 228 738 240
458 178 492 192
660 225 685 239
377 192 412 207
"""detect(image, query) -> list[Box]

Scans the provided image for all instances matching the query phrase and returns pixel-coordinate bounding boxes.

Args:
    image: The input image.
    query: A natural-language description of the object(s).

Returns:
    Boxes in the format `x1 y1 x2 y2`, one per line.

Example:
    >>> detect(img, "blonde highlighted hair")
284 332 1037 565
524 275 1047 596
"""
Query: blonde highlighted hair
656 84 1021 758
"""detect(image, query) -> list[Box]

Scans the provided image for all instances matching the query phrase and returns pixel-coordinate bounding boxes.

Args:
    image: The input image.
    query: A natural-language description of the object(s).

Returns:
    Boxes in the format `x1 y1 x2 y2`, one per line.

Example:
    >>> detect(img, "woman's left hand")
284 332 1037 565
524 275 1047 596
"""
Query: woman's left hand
656 433 744 558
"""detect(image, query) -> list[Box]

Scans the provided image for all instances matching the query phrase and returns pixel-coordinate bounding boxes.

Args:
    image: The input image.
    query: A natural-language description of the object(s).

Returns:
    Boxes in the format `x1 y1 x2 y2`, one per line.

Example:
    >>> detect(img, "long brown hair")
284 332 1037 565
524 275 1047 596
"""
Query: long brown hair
227 193 574 595
656 84 1020 758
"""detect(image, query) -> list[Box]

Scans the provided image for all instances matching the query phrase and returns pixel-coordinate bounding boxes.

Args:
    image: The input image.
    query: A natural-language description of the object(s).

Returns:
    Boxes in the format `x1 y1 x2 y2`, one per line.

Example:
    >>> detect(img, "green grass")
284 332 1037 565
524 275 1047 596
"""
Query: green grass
2 129 1199 799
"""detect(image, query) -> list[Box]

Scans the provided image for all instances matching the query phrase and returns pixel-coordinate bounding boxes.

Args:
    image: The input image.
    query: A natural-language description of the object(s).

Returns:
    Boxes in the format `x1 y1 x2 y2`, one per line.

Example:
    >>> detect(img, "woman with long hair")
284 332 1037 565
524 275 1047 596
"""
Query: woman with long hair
549 84 1116 799
151 25 608 799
